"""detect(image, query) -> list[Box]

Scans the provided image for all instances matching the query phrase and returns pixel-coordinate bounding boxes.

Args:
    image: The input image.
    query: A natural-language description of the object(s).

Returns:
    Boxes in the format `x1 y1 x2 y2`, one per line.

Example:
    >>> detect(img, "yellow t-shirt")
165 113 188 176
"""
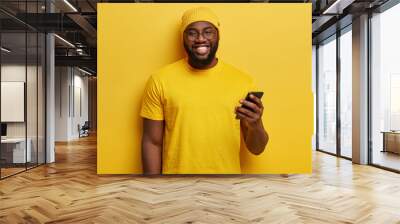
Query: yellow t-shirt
140 58 255 174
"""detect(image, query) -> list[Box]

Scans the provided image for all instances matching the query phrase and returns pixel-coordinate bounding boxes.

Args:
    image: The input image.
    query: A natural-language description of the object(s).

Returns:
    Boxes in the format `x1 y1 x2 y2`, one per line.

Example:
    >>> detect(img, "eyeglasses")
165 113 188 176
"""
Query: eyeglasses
184 28 217 41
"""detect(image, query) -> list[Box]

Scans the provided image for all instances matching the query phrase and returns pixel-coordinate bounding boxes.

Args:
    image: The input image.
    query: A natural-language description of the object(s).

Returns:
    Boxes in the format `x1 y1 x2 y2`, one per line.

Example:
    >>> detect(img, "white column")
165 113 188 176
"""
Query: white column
352 14 369 164
46 33 55 163
45 1 56 163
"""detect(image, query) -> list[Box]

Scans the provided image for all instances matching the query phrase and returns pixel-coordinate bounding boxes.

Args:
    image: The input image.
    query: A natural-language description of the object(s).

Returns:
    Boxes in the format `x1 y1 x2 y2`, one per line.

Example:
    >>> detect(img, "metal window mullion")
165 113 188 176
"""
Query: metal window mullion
69 68 71 118
0 23 2 179
316 45 320 150
367 10 373 165
337 30 341 157
44 30 47 164
72 67 74 118
36 0 39 167
25 0 28 171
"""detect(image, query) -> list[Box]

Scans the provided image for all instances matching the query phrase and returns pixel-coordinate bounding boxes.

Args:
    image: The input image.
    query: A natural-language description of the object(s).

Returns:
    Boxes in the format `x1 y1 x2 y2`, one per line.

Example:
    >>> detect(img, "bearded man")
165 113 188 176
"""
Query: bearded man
140 7 268 174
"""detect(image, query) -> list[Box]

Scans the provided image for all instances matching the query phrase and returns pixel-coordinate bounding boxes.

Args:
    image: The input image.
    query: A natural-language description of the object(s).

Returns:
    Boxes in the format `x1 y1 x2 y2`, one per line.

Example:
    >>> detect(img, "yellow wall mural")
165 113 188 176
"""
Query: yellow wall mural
97 3 313 174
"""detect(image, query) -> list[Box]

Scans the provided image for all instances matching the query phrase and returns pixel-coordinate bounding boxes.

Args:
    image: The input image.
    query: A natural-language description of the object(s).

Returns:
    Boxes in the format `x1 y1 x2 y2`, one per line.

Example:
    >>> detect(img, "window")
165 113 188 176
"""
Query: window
0 1 46 179
371 2 400 171
339 27 352 158
318 35 337 154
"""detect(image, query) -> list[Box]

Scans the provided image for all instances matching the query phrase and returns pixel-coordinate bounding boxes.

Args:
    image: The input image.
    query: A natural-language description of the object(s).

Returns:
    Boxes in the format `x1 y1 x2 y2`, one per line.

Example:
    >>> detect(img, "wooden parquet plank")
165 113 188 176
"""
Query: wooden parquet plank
1 134 400 223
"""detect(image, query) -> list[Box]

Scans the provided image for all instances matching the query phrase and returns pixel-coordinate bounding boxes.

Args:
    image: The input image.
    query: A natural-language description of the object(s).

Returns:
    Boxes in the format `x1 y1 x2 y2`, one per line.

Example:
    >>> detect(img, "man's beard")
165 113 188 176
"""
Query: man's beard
184 41 219 68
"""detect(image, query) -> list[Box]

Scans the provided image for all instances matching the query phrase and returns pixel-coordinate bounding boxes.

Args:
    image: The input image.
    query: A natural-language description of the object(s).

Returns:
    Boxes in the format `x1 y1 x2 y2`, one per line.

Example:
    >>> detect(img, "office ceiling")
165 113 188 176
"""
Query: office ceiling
0 0 394 74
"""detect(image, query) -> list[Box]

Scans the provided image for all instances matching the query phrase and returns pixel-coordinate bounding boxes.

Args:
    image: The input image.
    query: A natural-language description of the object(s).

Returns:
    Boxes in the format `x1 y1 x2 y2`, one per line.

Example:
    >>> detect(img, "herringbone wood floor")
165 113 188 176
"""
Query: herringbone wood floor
1 134 400 224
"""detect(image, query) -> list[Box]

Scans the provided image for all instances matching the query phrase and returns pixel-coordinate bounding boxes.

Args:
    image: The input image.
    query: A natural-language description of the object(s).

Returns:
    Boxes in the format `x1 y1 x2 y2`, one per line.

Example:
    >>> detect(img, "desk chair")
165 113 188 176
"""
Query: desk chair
79 121 90 138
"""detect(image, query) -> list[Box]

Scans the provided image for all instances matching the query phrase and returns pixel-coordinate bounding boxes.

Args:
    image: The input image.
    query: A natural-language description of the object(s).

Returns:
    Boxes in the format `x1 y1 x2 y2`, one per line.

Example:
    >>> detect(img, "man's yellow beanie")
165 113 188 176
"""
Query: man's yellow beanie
181 7 220 33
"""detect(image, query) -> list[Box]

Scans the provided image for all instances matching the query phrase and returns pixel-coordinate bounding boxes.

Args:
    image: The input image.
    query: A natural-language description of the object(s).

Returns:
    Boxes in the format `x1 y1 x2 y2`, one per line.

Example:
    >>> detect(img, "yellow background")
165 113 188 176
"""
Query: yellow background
97 3 313 174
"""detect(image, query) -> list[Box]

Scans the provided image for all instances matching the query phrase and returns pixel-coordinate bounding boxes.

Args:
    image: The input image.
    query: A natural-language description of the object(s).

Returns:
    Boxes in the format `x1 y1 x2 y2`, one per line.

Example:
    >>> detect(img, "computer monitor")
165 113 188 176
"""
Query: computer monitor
1 123 7 137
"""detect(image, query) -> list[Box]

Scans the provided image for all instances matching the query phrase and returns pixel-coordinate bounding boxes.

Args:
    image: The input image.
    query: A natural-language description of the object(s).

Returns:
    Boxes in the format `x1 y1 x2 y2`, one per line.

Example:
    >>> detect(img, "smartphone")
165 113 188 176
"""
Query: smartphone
236 92 264 119
242 91 264 111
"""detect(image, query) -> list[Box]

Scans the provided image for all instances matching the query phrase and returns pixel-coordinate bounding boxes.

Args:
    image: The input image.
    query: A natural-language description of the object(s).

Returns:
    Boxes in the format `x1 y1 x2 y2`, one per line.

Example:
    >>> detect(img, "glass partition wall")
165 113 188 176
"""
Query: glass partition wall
339 27 352 159
370 3 400 172
316 26 352 159
0 1 46 179
317 35 337 155
316 0 400 172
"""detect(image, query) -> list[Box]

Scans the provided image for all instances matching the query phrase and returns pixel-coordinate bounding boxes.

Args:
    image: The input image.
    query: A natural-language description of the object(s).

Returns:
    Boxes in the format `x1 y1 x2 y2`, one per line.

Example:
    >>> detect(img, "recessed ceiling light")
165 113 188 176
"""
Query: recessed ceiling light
54 34 75 48
77 67 93 76
322 0 354 15
63 0 78 12
1 47 11 53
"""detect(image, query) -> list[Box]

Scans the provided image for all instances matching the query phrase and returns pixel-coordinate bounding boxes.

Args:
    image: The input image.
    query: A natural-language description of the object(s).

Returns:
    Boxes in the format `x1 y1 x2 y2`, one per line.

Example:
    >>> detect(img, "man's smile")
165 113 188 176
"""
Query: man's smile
193 45 210 56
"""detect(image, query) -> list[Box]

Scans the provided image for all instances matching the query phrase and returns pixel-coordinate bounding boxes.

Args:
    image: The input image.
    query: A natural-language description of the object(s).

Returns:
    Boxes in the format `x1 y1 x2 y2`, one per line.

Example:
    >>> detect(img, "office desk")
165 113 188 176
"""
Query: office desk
1 138 31 163
381 131 400 154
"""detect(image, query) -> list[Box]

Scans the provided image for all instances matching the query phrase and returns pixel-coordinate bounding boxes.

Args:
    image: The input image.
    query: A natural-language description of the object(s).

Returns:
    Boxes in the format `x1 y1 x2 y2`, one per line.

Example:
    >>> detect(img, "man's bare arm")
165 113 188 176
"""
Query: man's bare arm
235 94 268 155
141 118 164 175
240 120 268 155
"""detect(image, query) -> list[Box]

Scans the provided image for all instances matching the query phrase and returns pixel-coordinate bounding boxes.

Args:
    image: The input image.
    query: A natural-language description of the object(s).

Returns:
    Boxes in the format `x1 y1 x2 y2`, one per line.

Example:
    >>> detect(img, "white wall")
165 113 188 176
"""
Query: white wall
72 73 89 138
55 66 70 141
55 67 89 141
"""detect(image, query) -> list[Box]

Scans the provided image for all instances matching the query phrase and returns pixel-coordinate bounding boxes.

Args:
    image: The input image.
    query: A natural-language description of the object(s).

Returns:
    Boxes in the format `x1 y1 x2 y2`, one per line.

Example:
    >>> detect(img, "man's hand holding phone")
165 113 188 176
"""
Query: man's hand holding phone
235 92 264 126
235 91 268 155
